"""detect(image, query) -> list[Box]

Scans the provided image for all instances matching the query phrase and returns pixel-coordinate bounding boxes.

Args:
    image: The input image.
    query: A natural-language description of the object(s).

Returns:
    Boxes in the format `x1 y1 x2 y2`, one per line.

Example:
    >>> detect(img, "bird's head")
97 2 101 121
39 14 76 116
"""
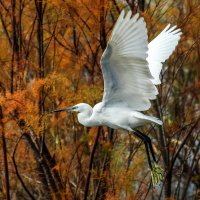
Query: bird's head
52 103 92 114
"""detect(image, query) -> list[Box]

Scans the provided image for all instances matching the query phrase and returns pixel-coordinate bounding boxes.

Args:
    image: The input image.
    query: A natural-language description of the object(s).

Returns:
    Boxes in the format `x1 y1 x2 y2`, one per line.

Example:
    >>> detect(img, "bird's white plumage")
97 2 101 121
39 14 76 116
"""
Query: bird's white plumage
55 10 181 129
147 24 182 84
101 10 158 111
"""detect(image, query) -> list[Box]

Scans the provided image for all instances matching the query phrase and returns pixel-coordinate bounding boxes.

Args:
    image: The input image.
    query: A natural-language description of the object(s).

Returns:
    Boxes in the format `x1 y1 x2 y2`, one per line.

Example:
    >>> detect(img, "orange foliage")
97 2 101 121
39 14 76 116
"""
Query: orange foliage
0 0 199 199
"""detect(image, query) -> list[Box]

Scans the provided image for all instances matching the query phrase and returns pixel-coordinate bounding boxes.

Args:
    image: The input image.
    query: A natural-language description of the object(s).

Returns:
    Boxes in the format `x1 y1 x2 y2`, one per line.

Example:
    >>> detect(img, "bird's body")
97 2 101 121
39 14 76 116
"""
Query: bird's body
76 102 162 131
53 10 181 185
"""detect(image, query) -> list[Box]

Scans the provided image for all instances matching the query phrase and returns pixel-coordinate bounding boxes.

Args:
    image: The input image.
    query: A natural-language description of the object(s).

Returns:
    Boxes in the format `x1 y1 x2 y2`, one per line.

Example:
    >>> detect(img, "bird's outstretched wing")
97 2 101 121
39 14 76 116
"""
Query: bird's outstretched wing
147 25 182 84
100 10 157 111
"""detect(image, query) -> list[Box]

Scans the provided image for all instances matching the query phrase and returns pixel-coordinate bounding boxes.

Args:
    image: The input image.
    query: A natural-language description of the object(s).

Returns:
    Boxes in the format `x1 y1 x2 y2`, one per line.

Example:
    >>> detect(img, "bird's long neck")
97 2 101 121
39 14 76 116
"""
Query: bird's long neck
77 106 99 127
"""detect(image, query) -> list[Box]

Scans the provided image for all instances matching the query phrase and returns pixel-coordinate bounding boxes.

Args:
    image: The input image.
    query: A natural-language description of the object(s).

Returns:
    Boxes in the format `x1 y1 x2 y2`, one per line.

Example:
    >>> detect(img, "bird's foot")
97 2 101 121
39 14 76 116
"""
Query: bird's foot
151 163 164 186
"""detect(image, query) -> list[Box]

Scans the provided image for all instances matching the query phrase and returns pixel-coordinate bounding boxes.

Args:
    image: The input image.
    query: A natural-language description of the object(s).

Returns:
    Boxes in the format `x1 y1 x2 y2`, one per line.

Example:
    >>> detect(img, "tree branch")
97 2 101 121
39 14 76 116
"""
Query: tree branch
84 127 101 200
12 134 36 200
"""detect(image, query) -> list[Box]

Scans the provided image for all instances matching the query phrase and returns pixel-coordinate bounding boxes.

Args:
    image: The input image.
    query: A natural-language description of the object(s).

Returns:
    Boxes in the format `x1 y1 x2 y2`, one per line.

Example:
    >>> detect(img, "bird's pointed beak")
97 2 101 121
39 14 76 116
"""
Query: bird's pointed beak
52 106 75 113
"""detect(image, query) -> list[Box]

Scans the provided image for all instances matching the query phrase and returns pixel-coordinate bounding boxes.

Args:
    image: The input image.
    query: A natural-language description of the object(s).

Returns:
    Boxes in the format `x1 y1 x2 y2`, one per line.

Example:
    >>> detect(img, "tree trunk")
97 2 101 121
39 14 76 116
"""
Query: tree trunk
35 0 45 113
0 107 10 200
100 0 106 50
11 0 20 93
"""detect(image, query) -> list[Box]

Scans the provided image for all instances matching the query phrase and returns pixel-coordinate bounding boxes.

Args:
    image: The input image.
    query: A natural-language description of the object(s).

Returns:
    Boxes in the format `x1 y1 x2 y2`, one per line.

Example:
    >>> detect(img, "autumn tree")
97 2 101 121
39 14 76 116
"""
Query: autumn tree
0 0 199 199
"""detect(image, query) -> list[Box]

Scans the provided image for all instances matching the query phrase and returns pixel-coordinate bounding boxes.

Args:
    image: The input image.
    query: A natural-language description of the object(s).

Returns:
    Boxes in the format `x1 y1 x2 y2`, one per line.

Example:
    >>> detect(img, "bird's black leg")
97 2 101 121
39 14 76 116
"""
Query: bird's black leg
134 130 164 186
147 138 157 163
133 131 153 170
135 130 157 163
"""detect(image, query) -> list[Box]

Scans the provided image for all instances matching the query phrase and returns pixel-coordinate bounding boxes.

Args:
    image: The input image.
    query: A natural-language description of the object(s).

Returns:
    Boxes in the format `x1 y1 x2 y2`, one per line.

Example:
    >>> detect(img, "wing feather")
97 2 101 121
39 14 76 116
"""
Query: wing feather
147 25 182 84
101 11 157 111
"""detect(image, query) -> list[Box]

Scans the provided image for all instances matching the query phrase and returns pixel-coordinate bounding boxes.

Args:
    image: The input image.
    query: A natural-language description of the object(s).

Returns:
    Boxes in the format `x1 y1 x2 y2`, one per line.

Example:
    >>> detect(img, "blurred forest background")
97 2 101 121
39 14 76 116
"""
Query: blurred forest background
0 0 199 199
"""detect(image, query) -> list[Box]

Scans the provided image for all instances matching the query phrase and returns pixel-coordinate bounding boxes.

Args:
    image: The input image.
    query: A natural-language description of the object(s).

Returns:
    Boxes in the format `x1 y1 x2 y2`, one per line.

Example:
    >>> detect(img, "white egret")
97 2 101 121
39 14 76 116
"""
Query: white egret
53 10 181 185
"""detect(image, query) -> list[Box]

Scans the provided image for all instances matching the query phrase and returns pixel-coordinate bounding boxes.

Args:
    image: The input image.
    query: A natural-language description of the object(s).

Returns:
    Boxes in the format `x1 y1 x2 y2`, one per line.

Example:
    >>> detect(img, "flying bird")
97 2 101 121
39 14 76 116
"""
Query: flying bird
53 10 181 185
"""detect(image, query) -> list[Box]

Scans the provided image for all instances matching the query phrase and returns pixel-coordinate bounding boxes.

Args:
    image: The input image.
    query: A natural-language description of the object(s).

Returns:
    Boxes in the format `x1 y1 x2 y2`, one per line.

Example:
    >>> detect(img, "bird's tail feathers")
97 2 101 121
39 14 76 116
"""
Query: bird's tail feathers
147 115 163 125
132 111 163 125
